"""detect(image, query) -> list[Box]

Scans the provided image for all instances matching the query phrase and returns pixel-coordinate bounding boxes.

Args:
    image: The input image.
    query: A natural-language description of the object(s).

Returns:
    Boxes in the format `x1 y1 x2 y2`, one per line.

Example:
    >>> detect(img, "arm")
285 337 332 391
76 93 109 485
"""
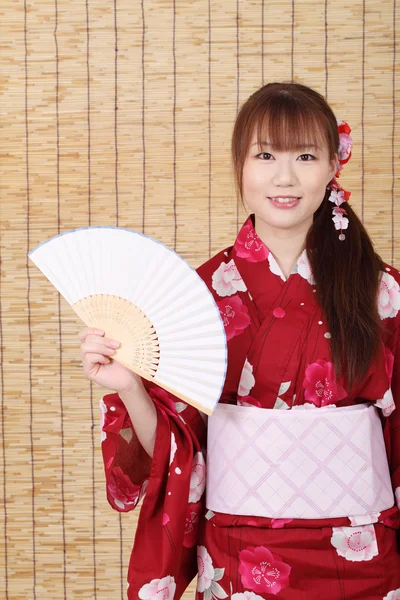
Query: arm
118 378 157 458
100 380 207 513
388 325 400 508
378 278 400 544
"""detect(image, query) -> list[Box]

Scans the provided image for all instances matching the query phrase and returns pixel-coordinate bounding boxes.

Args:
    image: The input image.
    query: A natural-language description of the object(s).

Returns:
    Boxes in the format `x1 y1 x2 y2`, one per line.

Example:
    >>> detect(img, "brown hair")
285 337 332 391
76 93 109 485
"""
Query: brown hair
232 82 384 388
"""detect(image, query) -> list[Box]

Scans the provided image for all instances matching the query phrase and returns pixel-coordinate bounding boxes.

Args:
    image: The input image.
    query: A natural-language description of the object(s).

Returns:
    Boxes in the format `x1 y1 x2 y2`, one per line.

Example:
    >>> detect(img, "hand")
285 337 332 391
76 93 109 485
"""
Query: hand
78 327 142 394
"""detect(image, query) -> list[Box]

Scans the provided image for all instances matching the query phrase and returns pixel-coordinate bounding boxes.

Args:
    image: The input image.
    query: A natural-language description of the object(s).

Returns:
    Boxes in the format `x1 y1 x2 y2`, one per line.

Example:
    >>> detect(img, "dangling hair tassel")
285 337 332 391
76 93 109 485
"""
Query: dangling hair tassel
327 119 353 241
330 204 349 241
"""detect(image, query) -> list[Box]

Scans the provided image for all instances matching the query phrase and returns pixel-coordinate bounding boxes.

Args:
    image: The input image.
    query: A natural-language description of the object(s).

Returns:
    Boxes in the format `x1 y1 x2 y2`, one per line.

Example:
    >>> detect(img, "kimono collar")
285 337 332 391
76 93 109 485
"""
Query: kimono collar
232 214 315 284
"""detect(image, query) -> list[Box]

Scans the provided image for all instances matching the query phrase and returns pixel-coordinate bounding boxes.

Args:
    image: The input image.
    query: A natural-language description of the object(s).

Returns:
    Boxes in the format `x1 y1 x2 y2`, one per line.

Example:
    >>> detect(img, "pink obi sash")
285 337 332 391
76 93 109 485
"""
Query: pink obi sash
206 403 394 520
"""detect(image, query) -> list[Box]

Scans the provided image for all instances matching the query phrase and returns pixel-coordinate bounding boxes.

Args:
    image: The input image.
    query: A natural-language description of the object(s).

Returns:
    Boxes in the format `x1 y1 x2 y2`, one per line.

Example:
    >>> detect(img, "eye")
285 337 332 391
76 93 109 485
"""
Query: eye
298 153 316 161
256 152 274 160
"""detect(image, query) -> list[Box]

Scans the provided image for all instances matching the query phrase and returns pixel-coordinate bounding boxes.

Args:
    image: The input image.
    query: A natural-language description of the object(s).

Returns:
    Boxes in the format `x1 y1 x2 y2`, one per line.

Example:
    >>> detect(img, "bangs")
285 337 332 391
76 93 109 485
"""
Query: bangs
253 96 334 157
232 82 339 199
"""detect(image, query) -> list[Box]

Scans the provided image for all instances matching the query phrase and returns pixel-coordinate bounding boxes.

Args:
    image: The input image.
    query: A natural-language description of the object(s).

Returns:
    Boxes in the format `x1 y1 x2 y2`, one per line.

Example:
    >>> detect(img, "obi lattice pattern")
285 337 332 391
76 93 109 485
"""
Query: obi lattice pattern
206 403 394 519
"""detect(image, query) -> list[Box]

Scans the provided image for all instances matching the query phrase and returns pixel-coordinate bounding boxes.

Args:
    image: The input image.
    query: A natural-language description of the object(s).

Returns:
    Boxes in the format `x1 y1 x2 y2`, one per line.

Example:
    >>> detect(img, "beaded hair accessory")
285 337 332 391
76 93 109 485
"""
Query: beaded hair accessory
327 120 352 241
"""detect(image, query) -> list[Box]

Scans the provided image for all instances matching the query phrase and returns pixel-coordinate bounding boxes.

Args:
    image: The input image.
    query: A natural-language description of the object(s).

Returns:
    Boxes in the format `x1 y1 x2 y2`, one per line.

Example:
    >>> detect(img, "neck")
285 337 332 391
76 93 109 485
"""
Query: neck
253 215 310 279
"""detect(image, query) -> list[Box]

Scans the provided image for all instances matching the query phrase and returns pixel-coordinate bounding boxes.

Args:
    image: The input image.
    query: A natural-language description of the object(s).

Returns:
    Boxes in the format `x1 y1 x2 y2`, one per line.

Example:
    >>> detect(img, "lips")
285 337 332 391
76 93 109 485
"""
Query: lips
269 196 301 202
268 196 301 208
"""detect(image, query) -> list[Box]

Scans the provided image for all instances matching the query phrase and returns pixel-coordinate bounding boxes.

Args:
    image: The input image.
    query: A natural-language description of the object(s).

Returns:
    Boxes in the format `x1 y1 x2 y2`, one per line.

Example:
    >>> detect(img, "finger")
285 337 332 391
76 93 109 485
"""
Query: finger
80 343 116 359
78 327 105 342
82 341 118 353
84 352 112 365
84 335 120 347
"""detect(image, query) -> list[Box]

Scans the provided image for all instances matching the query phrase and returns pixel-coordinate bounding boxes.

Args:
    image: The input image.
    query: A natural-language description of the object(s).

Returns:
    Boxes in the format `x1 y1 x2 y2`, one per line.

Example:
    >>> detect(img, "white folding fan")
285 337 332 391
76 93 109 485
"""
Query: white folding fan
28 227 227 415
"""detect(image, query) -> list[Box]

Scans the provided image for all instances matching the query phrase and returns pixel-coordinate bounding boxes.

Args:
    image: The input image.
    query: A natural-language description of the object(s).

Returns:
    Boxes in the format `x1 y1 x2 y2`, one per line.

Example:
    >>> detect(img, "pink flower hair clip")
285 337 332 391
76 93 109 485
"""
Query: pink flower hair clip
327 120 353 241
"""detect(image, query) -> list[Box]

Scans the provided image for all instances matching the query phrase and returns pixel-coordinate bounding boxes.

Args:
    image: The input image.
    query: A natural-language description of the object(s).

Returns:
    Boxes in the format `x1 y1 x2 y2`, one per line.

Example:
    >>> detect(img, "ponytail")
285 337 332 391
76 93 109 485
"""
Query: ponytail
306 193 384 389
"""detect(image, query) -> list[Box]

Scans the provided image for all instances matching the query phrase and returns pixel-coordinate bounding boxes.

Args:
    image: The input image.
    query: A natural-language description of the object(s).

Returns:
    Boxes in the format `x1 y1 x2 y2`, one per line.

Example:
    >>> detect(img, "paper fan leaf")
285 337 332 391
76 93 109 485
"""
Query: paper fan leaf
28 227 228 414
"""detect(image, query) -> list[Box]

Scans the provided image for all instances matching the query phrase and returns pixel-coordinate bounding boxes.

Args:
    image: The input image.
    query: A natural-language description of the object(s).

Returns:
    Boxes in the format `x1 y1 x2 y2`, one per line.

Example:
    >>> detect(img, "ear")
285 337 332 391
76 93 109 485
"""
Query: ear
328 154 338 183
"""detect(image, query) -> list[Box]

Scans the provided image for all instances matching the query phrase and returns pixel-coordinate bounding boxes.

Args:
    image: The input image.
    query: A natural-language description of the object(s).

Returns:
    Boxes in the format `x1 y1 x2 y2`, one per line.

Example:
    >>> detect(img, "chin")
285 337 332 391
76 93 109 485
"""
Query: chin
256 214 313 232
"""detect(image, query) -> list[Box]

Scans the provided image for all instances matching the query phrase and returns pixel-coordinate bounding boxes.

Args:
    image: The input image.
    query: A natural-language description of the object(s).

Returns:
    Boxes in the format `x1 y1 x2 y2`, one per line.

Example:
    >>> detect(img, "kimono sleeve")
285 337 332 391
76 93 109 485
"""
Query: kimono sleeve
100 383 208 596
378 268 400 525
100 382 207 513
387 317 400 512
100 391 152 512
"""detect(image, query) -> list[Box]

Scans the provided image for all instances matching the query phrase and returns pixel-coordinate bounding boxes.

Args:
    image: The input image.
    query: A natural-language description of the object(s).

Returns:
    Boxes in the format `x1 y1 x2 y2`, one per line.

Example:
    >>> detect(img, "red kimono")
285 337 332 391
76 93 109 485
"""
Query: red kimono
100 216 400 599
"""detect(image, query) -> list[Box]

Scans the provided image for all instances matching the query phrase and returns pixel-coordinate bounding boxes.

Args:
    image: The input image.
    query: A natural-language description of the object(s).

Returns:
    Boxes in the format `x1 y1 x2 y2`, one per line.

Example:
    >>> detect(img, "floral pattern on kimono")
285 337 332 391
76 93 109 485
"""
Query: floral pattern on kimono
100 215 400 599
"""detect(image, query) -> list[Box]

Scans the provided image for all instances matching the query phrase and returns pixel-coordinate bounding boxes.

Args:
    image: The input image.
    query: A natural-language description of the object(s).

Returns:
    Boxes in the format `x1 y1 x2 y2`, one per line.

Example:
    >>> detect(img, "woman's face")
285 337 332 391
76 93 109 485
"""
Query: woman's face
242 130 337 236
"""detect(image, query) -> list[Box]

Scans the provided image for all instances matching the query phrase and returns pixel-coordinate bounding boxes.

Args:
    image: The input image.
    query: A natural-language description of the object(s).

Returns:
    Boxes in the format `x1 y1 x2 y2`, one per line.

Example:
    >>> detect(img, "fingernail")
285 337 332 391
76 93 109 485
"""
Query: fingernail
109 341 119 348
95 329 104 335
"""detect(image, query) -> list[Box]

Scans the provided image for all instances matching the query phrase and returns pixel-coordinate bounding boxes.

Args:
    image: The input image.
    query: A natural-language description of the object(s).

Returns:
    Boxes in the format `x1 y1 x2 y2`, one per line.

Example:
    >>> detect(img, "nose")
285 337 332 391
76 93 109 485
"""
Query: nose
271 159 298 187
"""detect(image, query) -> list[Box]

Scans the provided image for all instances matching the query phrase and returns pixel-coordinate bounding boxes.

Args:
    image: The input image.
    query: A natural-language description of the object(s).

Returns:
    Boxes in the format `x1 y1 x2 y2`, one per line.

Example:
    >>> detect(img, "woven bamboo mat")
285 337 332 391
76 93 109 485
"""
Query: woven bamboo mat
1 0 398 598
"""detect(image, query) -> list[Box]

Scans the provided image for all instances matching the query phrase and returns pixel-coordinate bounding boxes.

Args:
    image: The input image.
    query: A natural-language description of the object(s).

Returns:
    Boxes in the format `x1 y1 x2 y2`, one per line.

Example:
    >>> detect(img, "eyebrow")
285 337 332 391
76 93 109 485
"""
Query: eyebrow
250 142 321 150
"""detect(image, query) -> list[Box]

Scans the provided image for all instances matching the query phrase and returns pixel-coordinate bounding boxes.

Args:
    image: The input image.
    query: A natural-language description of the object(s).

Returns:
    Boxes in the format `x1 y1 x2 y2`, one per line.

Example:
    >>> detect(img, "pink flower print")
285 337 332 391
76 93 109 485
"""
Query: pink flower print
273 381 291 410
100 398 108 442
384 347 395 382
100 397 121 434
338 132 353 163
237 396 262 408
138 575 176 599
395 487 400 509
330 524 378 562
217 296 251 341
291 403 319 410
169 432 177 466
383 590 400 600
197 546 215 592
378 272 400 319
297 250 315 285
108 467 139 509
336 121 352 173
189 452 206 502
239 546 291 595
270 518 293 529
197 546 227 599
303 360 347 406
348 513 380 527
212 259 247 297
183 501 201 548
268 253 285 281
332 210 349 232
273 397 290 410
234 219 269 263
328 188 346 207
238 359 255 397
231 594 264 600
374 388 395 417
381 515 398 529
337 119 352 137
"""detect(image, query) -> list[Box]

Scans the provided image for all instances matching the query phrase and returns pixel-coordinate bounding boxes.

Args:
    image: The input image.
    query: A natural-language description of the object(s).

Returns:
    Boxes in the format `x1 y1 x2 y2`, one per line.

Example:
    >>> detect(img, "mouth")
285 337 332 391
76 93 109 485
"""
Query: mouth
268 196 301 208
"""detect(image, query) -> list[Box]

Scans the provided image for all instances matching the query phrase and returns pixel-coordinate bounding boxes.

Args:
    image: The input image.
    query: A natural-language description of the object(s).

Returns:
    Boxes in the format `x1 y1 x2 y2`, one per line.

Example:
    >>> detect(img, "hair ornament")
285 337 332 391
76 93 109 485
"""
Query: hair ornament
327 119 353 241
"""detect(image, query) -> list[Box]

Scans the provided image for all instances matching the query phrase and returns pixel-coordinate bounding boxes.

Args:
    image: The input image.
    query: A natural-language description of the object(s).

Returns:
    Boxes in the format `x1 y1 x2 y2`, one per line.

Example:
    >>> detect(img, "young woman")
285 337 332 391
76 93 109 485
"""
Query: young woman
79 82 400 599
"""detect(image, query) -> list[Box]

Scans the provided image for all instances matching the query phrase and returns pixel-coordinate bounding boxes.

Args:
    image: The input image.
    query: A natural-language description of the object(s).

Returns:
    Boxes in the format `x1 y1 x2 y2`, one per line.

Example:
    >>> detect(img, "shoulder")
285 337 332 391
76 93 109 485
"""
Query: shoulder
380 262 400 284
378 263 400 322
378 263 400 354
195 246 234 287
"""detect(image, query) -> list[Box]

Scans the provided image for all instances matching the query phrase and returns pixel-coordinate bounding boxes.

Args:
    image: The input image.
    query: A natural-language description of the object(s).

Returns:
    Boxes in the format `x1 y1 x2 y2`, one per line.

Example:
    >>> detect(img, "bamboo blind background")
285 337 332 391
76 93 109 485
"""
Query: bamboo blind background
1 0 399 598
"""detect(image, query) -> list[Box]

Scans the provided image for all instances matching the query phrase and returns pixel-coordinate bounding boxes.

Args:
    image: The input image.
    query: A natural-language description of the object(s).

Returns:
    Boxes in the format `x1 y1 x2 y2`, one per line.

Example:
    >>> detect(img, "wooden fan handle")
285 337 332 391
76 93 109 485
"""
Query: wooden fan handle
73 294 160 378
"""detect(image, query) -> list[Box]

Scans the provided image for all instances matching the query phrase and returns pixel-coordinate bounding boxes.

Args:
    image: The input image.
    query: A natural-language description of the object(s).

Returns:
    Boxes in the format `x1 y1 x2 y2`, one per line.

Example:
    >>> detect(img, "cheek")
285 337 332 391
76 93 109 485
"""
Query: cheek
242 163 265 193
303 168 330 196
